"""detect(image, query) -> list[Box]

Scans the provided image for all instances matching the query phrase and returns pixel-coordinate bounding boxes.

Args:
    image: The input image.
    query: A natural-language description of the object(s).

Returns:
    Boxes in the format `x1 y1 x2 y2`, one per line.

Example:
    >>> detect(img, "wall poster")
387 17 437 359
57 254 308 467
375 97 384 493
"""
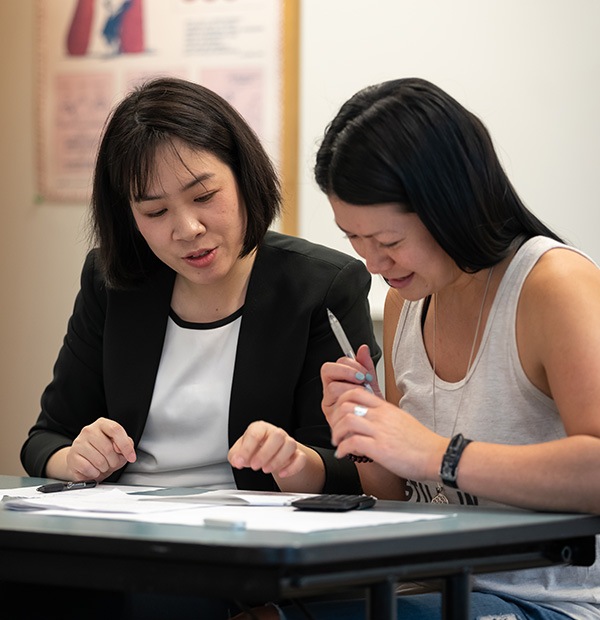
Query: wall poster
36 0 299 234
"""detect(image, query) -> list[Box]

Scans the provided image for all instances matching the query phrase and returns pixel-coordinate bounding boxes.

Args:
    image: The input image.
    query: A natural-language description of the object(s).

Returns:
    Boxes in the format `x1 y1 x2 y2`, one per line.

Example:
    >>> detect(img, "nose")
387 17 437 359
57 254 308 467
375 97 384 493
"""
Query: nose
173 211 206 242
363 245 393 275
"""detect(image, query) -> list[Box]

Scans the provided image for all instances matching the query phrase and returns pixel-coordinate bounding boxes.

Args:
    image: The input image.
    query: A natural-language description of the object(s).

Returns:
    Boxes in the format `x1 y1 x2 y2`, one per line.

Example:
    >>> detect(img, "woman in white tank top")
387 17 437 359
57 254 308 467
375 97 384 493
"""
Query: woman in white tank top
242 79 600 620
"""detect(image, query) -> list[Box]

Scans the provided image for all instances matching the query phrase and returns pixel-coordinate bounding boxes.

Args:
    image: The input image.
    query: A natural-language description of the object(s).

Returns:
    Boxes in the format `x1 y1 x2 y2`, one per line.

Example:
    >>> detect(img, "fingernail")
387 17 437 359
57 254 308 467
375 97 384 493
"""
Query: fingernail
355 372 365 381
365 373 373 383
334 449 340 459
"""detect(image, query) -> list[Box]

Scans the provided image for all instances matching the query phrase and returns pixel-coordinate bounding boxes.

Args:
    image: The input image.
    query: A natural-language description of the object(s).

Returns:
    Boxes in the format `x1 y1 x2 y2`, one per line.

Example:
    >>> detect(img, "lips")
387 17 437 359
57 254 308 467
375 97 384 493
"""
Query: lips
183 247 217 267
186 250 211 259
387 273 414 289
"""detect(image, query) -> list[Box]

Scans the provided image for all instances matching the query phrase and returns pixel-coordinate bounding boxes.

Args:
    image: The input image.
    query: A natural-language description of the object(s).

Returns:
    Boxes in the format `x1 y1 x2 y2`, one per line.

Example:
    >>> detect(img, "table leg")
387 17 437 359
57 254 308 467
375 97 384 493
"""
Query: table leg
442 570 472 620
366 578 397 620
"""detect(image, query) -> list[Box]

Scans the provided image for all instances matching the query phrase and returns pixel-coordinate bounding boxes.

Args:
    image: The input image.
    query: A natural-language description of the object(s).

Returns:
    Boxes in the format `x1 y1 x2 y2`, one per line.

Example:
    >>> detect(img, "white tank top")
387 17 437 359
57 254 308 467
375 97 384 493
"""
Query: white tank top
120 308 242 489
393 236 600 618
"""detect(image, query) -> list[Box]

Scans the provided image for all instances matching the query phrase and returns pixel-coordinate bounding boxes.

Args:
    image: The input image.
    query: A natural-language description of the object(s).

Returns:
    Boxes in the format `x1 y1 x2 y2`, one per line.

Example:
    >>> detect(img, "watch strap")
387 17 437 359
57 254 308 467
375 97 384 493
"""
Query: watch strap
439 433 472 489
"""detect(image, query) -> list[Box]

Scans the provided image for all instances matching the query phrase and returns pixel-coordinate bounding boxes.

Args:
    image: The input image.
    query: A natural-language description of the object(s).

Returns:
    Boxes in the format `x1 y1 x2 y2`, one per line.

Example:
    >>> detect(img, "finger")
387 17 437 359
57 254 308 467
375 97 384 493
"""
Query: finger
228 438 246 469
321 363 375 421
228 421 272 469
330 413 373 447
327 388 380 427
322 359 370 387
98 419 136 463
323 379 362 412
73 421 133 474
336 433 377 462
336 386 381 408
277 449 308 478
72 441 126 476
355 344 379 391
72 429 115 474
67 450 103 480
67 439 129 480
250 428 294 473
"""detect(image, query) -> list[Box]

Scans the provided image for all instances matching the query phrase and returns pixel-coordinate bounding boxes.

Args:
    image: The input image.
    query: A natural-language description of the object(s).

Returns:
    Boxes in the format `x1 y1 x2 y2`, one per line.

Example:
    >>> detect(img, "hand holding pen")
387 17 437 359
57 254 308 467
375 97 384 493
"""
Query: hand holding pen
327 309 376 394
325 309 379 463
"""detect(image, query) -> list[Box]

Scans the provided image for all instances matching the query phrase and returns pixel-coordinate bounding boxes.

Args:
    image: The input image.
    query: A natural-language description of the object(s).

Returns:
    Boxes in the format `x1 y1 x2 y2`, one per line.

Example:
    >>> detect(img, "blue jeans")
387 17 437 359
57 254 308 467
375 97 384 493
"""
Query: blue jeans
279 591 573 620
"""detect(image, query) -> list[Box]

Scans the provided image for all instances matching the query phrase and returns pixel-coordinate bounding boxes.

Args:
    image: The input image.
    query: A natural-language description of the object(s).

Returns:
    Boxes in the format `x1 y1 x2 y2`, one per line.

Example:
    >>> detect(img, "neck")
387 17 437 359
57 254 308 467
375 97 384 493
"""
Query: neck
427 265 496 384
436 266 495 312
172 250 256 323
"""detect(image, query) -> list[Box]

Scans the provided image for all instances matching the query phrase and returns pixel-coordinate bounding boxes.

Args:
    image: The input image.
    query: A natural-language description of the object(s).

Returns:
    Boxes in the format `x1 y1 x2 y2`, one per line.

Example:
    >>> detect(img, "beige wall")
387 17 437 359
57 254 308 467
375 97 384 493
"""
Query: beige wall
1 1 598 477
0 2 88 475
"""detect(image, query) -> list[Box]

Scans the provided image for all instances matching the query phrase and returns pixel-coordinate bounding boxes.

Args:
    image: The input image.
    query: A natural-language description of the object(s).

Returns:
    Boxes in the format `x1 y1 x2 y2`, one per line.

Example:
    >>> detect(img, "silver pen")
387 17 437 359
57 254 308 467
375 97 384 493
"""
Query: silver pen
327 308 374 393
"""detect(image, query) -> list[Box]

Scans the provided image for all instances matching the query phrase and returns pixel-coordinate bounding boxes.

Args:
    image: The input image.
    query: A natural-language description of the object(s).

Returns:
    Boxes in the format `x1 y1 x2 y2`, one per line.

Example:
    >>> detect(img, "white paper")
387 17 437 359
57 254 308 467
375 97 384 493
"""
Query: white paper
149 489 316 506
1 487 195 514
198 505 449 532
1 485 451 532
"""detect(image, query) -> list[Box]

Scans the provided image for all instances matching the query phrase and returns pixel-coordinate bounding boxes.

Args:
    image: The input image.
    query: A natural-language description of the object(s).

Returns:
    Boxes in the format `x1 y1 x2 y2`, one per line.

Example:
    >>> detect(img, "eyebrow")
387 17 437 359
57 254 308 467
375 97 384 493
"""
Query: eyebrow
137 173 214 202
336 223 388 239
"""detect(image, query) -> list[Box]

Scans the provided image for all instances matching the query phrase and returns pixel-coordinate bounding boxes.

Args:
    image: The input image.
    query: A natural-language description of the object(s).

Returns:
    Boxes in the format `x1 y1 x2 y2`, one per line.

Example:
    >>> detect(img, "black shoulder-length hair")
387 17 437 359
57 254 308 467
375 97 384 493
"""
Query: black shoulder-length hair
91 77 281 288
315 77 562 272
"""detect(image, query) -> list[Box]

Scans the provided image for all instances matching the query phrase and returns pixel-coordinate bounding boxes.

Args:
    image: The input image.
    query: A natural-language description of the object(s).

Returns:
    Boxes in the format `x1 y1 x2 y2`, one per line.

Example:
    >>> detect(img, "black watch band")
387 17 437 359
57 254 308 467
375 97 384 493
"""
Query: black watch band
439 433 472 489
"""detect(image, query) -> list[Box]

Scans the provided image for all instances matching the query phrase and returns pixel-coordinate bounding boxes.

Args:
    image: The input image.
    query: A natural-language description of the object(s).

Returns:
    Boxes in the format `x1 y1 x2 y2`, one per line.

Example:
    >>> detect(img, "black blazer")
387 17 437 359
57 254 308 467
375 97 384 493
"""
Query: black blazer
21 232 381 491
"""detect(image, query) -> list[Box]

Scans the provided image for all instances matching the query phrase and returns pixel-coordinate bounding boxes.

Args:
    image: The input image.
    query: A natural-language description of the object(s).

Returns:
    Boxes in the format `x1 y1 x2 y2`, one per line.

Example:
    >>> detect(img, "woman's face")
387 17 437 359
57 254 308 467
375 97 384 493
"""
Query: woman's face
130 140 249 290
329 195 459 301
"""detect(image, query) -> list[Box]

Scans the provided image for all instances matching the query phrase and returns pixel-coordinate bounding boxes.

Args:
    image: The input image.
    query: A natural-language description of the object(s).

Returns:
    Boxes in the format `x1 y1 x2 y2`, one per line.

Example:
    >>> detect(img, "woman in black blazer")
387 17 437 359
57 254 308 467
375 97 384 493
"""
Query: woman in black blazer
21 77 380 495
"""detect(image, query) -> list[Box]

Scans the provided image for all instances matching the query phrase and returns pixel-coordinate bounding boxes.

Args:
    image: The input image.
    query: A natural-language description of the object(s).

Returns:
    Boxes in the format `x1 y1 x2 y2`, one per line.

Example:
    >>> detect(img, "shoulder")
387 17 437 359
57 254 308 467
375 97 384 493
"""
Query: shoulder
517 244 600 387
80 248 173 305
260 231 364 271
521 245 600 305
257 231 371 289
252 232 372 306
519 244 600 342
384 287 404 316
79 248 107 297
515 242 600 419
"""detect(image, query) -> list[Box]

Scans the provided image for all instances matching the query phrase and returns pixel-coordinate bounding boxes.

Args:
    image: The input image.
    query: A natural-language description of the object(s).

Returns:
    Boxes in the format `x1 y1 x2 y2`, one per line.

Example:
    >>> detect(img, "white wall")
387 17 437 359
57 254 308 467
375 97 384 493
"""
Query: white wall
1 0 599 475
298 0 600 318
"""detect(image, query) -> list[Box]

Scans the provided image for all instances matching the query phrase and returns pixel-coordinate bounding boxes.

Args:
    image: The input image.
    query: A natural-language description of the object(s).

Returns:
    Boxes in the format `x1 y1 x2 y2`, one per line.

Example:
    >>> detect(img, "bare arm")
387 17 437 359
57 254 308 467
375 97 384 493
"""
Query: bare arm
456 249 600 513
331 250 600 514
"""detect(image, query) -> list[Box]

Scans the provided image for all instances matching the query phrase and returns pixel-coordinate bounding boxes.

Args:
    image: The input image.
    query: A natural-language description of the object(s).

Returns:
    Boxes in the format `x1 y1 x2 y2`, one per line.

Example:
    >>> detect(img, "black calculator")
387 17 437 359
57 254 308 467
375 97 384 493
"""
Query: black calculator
291 494 377 512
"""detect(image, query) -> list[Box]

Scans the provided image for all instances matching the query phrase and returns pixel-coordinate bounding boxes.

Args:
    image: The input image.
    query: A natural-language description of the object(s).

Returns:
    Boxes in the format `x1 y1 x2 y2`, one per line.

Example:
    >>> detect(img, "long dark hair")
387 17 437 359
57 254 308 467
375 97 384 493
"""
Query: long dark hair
91 77 281 288
315 78 562 271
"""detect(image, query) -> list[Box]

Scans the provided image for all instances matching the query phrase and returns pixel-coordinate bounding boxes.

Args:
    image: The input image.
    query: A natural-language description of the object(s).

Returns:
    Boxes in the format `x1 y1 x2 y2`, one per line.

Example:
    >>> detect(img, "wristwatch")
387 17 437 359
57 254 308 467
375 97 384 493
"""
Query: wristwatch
439 433 472 489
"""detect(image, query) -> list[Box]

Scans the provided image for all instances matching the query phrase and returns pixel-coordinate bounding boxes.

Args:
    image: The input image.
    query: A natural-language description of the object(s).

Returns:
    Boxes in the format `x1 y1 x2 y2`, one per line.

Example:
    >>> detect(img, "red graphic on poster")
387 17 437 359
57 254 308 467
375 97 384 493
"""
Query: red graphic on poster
66 0 145 56
66 0 94 55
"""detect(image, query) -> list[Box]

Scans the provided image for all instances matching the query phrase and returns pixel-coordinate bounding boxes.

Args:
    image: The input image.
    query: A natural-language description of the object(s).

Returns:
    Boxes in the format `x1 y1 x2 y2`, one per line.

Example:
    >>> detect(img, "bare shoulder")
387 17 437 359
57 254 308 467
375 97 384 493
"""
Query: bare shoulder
521 247 600 308
383 288 405 346
518 247 600 399
384 287 405 317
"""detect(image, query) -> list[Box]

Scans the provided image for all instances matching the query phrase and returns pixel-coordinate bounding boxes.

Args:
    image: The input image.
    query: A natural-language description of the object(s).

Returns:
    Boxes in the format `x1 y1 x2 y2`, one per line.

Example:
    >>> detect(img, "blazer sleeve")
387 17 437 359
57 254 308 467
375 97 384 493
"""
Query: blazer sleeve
294 258 382 493
20 251 109 477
